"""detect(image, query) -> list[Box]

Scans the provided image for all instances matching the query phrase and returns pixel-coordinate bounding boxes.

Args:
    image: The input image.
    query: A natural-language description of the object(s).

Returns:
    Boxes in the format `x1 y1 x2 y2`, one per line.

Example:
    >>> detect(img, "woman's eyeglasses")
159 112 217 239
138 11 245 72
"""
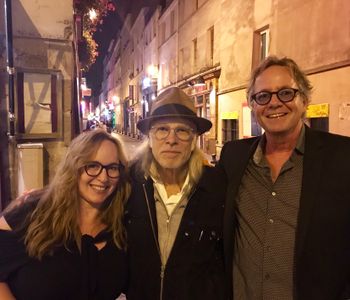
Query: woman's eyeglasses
84 162 123 178
251 88 299 105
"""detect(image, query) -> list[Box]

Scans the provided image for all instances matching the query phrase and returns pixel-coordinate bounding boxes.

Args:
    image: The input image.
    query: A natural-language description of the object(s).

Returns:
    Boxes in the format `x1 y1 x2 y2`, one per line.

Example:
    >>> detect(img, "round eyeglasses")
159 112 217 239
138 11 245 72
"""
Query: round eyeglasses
150 125 195 141
251 88 299 105
84 162 123 179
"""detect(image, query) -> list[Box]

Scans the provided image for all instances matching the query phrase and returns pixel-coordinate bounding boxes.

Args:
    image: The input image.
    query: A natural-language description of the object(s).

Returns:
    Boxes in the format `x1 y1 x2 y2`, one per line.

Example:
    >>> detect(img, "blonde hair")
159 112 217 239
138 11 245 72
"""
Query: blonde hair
247 56 313 105
22 130 130 259
133 136 205 189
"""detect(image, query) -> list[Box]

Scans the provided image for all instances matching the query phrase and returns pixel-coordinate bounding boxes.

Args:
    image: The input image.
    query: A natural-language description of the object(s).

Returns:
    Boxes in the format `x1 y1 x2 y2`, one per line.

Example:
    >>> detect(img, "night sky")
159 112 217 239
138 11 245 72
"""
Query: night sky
85 0 164 98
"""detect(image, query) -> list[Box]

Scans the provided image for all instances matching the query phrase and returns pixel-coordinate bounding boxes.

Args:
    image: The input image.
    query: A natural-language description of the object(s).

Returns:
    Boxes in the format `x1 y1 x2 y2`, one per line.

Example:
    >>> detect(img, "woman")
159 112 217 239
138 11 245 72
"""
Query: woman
0 129 130 300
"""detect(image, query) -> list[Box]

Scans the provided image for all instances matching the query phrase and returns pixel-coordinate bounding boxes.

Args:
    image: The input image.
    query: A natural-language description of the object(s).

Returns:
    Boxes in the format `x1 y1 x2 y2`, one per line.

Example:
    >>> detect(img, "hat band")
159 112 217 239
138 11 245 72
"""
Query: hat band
151 104 197 118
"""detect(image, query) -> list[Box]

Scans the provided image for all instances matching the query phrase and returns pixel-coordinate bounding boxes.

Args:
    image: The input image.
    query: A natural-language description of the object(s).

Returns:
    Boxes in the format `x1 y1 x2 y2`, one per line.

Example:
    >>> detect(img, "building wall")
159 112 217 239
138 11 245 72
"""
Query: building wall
308 67 350 136
158 0 178 90
101 0 350 156
217 0 350 149
0 0 77 200
178 0 221 79
129 8 149 137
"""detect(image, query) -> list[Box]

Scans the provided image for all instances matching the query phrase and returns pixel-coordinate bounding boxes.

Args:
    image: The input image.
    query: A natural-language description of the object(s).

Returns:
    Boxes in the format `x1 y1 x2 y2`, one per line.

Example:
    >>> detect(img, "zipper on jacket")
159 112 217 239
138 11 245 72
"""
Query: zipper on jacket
142 183 197 300
142 183 166 300
160 264 165 300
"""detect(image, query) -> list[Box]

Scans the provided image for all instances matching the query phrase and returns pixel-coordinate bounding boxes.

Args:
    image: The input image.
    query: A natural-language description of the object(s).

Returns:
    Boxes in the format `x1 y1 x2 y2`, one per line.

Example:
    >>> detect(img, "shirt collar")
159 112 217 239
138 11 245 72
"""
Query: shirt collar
253 124 306 166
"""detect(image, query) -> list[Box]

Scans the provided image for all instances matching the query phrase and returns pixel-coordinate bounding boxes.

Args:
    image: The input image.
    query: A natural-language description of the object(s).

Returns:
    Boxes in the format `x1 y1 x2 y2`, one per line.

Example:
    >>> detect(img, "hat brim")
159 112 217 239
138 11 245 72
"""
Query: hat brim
137 114 212 135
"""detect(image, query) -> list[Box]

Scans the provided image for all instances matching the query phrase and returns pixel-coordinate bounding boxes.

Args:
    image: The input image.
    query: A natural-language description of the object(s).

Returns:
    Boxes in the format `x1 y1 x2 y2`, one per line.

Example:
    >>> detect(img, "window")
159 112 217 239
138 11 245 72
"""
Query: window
159 22 166 45
207 26 214 66
179 48 184 78
169 58 176 83
153 18 157 37
170 10 175 34
259 29 269 61
196 95 204 105
251 111 262 136
178 0 185 25
192 38 197 71
222 119 239 144
205 94 210 119
129 85 134 103
194 93 210 120
16 70 62 138
130 39 134 52
309 117 329 132
252 26 269 69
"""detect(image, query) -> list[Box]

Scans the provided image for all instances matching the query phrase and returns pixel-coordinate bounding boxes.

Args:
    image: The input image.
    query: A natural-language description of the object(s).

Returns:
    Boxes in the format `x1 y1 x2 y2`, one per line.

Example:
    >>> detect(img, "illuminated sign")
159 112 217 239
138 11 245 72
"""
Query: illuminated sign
221 111 239 119
82 88 91 97
306 103 329 118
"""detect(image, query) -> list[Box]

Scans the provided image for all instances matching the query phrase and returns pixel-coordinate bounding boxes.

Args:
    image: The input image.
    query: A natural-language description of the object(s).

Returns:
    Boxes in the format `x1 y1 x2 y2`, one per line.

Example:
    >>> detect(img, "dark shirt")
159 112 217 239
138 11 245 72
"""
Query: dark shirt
234 129 304 300
0 197 127 300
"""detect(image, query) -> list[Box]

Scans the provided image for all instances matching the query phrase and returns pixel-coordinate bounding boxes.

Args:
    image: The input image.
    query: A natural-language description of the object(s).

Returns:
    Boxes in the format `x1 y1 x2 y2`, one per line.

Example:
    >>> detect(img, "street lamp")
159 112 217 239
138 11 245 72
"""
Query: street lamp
89 9 98 21
192 76 206 87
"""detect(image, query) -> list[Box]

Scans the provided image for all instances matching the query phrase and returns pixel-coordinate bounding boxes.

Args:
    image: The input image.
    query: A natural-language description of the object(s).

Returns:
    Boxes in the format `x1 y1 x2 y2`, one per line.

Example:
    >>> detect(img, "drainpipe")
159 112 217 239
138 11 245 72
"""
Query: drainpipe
4 0 15 137
1 0 15 209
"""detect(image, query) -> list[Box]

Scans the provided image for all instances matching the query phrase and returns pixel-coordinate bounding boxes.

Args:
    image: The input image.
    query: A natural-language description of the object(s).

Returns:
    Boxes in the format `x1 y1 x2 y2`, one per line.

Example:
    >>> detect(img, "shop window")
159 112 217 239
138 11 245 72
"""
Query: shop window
222 119 239 144
309 117 329 132
251 111 263 136
16 70 62 139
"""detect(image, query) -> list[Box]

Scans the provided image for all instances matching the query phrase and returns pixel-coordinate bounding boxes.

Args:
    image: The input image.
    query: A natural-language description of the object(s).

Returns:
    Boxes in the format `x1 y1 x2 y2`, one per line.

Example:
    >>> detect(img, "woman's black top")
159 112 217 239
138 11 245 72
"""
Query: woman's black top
0 198 127 300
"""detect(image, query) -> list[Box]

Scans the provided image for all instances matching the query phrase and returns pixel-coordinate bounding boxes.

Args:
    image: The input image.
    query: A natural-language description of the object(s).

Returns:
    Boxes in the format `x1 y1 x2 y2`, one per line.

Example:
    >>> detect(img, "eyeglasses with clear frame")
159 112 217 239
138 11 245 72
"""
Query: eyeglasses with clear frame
150 125 195 141
84 161 123 179
251 88 299 105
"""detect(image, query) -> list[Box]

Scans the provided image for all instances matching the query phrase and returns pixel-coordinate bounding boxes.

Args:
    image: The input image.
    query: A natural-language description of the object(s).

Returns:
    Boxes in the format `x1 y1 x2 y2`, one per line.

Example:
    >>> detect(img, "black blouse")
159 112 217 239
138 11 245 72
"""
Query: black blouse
0 199 128 300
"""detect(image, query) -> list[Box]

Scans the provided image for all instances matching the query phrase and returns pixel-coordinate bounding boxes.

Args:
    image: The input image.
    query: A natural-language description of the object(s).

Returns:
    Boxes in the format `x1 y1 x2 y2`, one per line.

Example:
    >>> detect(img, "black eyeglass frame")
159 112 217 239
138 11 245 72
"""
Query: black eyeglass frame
251 88 299 105
84 161 124 179
150 125 196 141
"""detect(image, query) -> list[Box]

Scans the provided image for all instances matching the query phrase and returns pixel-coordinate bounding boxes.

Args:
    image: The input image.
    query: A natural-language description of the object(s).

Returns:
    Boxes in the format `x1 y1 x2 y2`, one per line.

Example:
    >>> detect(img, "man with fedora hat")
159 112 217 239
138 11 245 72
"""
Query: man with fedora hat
124 86 227 300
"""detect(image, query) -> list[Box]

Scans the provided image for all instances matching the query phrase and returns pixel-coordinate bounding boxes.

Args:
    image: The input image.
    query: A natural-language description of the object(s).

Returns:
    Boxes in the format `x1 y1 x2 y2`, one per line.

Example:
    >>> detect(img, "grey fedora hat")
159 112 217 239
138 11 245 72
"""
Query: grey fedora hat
137 87 212 135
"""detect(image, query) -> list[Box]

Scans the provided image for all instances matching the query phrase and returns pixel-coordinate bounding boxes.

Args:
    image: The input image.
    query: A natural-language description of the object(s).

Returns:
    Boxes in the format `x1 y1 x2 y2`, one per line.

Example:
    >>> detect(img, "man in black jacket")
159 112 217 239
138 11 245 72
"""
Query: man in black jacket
219 56 350 299
125 87 227 300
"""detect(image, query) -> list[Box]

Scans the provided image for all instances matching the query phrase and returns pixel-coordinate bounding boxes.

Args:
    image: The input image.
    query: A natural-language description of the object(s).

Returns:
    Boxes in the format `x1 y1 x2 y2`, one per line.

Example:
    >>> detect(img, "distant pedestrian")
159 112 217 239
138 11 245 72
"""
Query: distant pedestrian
0 129 130 300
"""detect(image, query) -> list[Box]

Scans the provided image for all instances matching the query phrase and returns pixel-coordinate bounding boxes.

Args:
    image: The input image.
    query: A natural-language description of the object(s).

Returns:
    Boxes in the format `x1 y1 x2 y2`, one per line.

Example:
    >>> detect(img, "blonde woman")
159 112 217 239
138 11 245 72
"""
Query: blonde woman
0 129 130 300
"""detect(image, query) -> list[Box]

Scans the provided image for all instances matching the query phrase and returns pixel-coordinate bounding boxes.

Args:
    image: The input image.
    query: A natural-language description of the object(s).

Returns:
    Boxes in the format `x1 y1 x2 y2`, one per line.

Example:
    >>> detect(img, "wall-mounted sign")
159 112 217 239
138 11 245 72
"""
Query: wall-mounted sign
82 88 91 97
306 103 329 118
339 102 350 120
221 111 239 119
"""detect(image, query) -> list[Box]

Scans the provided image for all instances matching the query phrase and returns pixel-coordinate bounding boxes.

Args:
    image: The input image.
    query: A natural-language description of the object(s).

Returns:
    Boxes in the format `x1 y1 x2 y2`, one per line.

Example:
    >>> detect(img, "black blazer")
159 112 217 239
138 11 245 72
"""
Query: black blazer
219 127 350 300
124 165 227 300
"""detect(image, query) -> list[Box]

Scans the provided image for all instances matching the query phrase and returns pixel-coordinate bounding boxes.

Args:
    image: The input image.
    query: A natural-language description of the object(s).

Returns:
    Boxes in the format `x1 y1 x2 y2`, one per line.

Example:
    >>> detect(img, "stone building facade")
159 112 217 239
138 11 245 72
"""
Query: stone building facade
0 0 81 207
101 0 350 156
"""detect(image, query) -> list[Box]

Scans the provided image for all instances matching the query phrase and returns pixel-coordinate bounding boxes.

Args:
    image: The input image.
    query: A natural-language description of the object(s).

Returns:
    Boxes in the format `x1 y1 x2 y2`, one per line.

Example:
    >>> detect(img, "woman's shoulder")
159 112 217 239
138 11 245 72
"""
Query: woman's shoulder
2 190 43 230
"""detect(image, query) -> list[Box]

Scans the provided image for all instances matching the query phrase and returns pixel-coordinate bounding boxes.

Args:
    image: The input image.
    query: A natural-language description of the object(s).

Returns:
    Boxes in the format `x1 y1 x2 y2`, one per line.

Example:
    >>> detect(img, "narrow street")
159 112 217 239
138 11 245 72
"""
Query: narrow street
111 132 143 161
